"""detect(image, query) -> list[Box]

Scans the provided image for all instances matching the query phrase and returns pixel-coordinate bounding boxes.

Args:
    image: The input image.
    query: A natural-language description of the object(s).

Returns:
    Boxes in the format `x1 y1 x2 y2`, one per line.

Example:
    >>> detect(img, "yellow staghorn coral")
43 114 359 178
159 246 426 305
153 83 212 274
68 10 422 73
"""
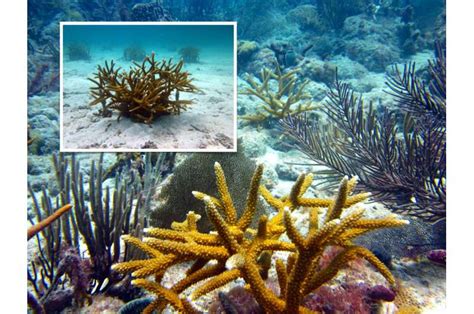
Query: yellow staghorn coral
88 53 199 124
242 64 318 122
113 162 408 313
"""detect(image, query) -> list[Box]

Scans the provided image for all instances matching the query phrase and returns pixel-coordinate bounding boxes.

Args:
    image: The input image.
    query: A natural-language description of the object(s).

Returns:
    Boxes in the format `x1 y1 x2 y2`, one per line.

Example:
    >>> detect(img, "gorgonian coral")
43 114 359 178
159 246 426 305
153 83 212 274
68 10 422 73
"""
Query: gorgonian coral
89 53 199 124
281 44 446 223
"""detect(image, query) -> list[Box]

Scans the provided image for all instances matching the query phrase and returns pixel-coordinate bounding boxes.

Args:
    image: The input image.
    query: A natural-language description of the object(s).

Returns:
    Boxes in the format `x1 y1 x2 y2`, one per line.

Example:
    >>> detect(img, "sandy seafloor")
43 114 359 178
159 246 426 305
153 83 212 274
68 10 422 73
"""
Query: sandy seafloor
61 48 235 150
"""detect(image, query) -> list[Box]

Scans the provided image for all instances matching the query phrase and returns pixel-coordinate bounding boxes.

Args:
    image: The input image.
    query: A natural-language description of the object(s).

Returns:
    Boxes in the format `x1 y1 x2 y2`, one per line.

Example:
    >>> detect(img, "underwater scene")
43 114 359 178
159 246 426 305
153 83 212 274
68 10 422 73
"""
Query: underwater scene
61 24 236 151
27 0 446 313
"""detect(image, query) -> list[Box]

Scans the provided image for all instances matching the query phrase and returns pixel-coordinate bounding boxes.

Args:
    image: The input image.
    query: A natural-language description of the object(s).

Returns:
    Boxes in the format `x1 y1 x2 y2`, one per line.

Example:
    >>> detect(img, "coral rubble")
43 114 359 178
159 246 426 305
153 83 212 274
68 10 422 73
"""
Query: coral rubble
113 162 408 313
89 53 199 124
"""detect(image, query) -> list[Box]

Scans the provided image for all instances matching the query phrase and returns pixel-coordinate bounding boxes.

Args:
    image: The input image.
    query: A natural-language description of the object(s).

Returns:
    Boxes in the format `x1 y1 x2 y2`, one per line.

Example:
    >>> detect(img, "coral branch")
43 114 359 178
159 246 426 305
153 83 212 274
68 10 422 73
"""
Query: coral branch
112 162 407 313
27 204 72 240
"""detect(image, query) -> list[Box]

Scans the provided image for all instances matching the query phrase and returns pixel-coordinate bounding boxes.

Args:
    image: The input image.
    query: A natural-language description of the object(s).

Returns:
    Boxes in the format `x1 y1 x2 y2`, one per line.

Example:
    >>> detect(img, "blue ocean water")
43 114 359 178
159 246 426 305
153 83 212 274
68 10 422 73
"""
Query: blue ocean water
63 24 234 63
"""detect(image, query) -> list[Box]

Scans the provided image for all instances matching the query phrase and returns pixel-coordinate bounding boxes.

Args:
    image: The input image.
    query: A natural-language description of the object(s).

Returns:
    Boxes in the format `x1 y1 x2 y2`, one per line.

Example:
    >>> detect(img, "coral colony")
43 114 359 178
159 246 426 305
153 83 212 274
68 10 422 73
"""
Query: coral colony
112 162 408 313
243 64 317 122
89 53 199 124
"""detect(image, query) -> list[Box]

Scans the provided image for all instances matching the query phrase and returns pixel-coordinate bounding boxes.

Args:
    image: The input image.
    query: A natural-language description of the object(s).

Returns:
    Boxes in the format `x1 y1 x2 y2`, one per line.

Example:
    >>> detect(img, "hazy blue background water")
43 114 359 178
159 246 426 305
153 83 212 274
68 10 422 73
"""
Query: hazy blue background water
63 24 234 62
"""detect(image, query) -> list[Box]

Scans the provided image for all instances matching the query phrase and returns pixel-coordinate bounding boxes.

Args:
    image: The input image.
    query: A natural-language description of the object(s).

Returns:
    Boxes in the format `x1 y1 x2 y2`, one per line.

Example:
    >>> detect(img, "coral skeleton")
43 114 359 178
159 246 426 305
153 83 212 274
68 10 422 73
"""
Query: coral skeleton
243 64 318 122
89 53 199 124
113 162 408 313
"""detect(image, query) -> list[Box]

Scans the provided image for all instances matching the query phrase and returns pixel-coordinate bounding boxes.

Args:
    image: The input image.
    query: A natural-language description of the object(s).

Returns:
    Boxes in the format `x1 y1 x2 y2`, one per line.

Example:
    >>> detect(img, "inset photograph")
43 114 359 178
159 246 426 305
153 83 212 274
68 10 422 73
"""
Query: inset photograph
60 22 236 151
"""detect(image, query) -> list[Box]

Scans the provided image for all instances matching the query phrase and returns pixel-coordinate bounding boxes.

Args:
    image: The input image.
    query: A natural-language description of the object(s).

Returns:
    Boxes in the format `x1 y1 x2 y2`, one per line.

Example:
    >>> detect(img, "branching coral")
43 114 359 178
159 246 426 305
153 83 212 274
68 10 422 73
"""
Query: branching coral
89 53 199 124
242 65 318 122
281 45 446 223
112 162 408 313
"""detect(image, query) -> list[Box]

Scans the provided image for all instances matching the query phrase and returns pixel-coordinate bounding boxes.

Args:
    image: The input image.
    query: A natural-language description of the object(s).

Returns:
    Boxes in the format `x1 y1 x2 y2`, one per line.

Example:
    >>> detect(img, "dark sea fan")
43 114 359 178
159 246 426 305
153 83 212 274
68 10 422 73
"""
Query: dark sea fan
281 44 446 223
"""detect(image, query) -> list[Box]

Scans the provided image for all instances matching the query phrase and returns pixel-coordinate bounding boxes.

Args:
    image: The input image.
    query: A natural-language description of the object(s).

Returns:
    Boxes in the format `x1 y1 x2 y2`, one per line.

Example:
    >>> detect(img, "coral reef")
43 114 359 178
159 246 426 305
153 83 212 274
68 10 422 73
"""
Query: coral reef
89 53 199 124
286 5 324 32
151 143 265 231
67 42 91 61
27 94 60 155
341 15 401 72
245 48 277 75
179 46 200 63
27 153 169 312
316 0 370 30
268 40 302 69
242 65 317 122
112 162 408 313
281 46 446 223
123 45 146 61
299 59 337 85
237 40 259 71
130 2 174 21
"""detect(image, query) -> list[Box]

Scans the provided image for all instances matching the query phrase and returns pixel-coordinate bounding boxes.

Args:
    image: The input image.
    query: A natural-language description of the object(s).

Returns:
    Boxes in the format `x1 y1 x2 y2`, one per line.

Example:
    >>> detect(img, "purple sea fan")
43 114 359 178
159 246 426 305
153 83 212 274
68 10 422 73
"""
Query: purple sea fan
427 249 446 266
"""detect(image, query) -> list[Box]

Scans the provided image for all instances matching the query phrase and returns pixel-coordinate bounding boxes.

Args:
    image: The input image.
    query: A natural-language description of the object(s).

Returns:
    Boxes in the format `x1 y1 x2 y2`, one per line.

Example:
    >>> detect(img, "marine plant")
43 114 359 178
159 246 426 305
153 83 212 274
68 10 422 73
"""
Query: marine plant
89 53 199 124
67 42 91 61
179 46 200 63
242 64 318 122
27 153 169 312
112 162 408 313
281 44 446 223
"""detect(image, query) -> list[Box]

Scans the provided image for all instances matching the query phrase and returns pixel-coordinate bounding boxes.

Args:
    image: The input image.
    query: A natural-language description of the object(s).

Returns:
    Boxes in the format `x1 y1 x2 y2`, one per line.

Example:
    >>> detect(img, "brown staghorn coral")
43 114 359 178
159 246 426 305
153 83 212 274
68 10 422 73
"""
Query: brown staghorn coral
112 162 408 313
89 53 199 124
242 64 318 122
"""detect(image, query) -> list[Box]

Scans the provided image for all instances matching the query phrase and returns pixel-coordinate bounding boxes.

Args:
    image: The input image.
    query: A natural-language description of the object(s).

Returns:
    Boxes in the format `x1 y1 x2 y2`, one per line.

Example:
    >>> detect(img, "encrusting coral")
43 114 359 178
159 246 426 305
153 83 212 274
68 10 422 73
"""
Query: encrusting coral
243 64 318 122
112 162 408 313
89 53 199 124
